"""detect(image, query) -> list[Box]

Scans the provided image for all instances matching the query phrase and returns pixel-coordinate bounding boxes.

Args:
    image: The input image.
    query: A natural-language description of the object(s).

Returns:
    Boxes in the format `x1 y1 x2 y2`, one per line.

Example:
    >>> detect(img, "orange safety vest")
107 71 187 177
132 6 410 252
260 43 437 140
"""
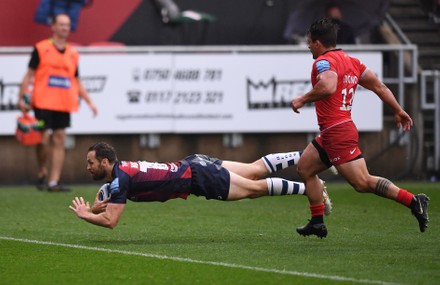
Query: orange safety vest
32 39 79 112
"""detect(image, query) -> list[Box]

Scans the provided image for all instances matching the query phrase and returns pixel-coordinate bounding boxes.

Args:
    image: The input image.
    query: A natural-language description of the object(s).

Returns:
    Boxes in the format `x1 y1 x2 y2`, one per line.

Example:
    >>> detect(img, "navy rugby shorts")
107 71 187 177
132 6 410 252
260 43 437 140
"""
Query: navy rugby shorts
185 154 230 201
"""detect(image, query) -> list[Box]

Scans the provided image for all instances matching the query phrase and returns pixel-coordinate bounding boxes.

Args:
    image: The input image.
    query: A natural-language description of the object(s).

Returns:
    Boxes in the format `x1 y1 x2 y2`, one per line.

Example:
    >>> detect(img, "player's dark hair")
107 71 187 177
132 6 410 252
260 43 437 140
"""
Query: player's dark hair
88 142 117 163
308 18 338 48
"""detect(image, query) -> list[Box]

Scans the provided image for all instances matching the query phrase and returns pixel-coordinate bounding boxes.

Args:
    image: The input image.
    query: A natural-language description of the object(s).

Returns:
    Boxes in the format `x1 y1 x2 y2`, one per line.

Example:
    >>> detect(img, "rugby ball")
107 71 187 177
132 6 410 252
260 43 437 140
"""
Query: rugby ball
98 183 111 201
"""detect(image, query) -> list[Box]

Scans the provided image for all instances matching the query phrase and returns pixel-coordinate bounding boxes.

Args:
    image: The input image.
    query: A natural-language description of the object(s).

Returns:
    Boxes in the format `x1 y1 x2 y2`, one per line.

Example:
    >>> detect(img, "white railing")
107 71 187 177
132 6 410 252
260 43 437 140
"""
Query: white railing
420 70 440 173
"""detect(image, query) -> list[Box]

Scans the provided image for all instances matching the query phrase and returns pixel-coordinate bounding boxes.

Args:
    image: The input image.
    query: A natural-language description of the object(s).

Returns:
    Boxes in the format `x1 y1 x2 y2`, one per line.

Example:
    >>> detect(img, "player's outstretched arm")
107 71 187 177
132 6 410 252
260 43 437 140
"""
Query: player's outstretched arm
69 197 125 229
359 70 413 131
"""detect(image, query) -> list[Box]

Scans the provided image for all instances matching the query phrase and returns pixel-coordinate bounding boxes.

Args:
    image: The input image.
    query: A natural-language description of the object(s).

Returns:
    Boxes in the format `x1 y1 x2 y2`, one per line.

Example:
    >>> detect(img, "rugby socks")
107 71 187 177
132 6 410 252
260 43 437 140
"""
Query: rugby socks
396 188 414 208
266 178 306 195
310 204 325 224
262 151 303 173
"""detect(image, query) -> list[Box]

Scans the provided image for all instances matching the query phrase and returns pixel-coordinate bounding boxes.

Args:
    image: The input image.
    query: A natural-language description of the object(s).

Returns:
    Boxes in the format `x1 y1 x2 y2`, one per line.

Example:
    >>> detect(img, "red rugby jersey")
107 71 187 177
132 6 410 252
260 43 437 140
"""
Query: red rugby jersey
311 49 367 132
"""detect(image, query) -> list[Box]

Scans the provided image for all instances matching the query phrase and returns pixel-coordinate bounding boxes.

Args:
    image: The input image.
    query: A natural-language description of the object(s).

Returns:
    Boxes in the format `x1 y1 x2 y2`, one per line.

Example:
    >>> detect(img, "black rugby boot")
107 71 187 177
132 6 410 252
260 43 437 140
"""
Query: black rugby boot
411 193 430 232
296 221 328 239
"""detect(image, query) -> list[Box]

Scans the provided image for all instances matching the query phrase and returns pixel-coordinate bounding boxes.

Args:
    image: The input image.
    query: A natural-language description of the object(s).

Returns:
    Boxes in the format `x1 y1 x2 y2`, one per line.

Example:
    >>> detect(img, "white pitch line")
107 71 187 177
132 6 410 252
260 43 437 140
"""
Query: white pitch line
1 236 402 285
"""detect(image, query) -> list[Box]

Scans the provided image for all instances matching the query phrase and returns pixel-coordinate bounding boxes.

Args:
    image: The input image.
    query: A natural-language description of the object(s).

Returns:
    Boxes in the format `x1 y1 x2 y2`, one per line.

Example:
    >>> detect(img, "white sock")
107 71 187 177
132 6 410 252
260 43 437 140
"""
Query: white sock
262 151 302 173
266 178 306 195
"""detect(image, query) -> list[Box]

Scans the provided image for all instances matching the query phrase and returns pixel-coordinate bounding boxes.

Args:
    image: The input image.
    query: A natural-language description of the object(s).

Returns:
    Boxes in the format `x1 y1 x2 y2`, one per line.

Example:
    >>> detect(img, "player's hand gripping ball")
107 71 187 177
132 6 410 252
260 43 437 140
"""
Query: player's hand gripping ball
98 183 111 201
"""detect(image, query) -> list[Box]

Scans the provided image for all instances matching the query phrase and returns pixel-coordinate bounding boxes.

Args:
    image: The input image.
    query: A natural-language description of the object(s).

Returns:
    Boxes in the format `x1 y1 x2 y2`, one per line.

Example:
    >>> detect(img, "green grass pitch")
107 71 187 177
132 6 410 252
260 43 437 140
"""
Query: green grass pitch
0 182 439 285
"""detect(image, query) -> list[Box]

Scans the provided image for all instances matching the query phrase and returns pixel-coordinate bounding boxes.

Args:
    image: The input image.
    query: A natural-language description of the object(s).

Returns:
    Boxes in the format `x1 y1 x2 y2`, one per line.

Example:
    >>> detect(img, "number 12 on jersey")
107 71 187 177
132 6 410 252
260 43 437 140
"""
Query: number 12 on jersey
340 87 355 111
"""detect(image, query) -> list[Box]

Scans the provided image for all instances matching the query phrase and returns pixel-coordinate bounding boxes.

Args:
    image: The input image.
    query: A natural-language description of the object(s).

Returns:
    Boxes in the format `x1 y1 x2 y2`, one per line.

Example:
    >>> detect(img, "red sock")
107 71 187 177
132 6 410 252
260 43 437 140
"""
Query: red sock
310 203 325 217
396 188 414 207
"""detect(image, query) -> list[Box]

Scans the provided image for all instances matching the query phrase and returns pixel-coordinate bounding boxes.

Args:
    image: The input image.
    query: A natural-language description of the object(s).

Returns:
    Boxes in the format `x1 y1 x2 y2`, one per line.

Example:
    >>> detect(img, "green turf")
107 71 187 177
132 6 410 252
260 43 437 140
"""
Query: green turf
0 182 439 285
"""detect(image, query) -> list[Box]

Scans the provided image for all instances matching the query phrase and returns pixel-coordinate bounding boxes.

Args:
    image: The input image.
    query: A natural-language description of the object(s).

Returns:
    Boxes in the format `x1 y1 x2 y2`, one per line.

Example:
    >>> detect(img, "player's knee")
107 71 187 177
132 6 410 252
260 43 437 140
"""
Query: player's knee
296 164 310 180
51 133 65 145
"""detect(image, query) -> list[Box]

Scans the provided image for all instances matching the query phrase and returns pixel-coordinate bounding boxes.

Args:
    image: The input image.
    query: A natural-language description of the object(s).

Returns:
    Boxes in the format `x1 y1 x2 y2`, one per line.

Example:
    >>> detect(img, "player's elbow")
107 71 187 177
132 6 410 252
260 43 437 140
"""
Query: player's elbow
100 217 119 229
107 219 119 229
103 222 117 229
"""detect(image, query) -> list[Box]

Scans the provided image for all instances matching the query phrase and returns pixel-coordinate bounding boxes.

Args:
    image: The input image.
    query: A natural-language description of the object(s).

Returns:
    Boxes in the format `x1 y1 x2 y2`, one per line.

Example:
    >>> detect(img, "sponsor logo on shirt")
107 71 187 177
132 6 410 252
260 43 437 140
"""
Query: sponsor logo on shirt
48 75 71 89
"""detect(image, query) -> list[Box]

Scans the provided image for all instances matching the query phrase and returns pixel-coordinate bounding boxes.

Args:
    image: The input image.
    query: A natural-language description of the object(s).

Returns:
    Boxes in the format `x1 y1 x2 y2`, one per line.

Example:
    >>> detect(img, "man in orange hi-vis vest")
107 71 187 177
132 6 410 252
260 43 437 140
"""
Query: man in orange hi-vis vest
18 13 98 192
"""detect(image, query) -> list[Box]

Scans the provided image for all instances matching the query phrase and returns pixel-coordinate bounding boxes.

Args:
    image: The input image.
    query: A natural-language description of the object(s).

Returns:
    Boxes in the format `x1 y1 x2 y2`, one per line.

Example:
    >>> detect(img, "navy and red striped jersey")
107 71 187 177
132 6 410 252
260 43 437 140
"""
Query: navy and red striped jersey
109 160 193 204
